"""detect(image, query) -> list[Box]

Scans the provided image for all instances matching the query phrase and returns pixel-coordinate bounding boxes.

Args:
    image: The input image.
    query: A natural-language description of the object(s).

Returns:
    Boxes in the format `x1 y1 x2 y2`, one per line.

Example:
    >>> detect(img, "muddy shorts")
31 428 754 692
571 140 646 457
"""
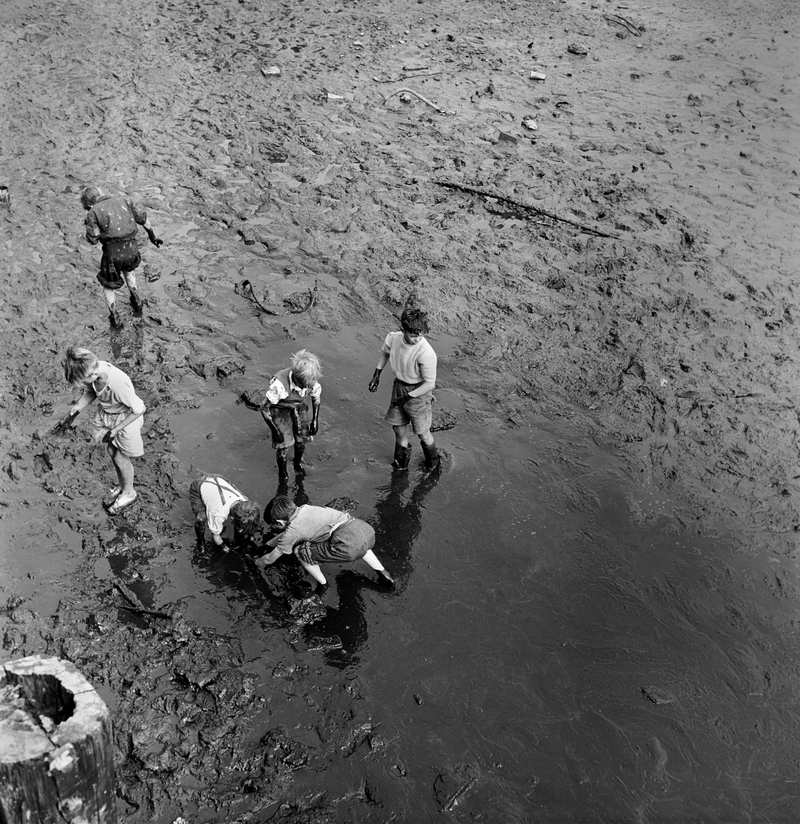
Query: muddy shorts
97 234 141 289
270 404 312 449
94 410 144 458
294 518 375 565
384 379 433 435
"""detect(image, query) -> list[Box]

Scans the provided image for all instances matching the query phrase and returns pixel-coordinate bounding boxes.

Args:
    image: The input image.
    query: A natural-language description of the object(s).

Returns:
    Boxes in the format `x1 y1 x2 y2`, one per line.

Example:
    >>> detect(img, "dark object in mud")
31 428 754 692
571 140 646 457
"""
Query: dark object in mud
0 656 117 824
641 685 677 705
545 273 569 291
236 279 318 316
431 409 457 432
325 495 359 512
113 581 171 620
215 360 245 380
435 180 619 239
237 389 263 410
567 42 589 55
0 185 9 209
51 409 78 434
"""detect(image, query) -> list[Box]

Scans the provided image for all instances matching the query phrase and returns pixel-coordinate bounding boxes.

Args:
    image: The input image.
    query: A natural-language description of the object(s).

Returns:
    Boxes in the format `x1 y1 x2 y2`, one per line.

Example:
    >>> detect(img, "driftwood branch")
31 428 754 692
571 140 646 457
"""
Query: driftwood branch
434 180 619 239
603 12 643 36
383 87 455 115
113 581 171 620
240 280 279 315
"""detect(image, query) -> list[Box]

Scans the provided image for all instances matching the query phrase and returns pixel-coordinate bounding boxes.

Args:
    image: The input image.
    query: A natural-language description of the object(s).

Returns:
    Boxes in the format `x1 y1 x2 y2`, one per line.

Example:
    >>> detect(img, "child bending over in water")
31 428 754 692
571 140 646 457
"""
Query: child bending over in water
255 495 394 590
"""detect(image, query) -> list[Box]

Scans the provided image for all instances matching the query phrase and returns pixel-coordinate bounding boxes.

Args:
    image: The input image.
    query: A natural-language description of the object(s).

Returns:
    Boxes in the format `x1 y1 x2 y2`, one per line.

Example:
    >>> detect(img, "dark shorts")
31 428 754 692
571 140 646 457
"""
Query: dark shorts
97 234 141 289
189 479 206 520
270 404 312 449
295 518 375 565
384 379 433 435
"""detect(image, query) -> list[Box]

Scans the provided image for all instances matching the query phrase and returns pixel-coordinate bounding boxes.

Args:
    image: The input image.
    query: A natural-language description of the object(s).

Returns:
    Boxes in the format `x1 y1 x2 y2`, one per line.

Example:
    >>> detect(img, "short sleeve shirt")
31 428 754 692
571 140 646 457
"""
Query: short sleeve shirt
264 371 322 406
269 505 350 555
92 362 146 417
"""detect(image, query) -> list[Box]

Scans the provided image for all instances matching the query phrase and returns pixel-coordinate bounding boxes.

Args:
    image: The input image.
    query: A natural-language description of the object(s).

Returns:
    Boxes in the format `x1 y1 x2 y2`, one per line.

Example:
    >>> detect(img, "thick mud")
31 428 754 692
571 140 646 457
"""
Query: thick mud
1 0 799 820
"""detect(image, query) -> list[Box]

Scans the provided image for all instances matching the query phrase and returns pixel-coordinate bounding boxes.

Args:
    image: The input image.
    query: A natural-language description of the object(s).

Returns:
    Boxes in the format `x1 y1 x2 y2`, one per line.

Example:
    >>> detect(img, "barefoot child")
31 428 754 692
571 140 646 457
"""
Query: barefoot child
58 346 146 514
259 350 322 479
255 495 394 589
81 185 163 329
368 307 441 471
189 475 262 552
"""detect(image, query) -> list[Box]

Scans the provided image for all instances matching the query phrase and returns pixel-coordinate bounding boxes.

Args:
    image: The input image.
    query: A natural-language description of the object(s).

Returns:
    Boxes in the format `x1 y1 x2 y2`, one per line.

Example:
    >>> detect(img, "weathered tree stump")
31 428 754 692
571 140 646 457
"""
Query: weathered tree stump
0 656 117 824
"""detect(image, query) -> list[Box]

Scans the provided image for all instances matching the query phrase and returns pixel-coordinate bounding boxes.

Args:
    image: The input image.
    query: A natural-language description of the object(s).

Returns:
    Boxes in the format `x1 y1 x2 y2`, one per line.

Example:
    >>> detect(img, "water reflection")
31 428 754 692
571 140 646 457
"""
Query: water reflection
305 469 440 666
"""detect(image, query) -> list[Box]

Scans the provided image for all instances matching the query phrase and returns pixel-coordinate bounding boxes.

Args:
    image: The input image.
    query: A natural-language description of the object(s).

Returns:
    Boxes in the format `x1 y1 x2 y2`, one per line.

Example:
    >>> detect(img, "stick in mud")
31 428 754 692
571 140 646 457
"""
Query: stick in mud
434 180 620 239
383 87 455 115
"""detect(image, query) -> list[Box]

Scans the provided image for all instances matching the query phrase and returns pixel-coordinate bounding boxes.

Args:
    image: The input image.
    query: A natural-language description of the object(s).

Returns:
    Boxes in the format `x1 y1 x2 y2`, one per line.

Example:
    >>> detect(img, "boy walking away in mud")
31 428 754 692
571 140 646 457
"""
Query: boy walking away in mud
81 185 163 329
255 495 394 589
369 307 441 472
56 346 146 514
189 475 262 552
260 350 322 480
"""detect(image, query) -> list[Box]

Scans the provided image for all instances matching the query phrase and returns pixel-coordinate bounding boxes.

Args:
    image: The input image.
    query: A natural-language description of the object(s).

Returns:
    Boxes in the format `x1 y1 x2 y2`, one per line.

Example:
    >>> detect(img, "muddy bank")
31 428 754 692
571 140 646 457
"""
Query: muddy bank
1 0 800 820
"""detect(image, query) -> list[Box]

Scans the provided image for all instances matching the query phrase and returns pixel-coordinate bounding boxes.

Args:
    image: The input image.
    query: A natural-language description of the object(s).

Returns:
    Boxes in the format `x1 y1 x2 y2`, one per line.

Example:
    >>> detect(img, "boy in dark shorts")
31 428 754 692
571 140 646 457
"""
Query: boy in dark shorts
255 495 394 589
81 185 163 329
189 474 262 551
259 350 322 479
368 307 441 471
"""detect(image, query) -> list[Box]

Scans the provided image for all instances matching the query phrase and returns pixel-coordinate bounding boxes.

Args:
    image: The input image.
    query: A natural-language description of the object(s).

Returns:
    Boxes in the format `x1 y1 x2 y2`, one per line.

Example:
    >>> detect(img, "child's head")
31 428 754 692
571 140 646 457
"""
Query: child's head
230 500 262 535
400 308 429 336
80 186 102 210
63 346 100 386
264 494 297 526
291 349 321 390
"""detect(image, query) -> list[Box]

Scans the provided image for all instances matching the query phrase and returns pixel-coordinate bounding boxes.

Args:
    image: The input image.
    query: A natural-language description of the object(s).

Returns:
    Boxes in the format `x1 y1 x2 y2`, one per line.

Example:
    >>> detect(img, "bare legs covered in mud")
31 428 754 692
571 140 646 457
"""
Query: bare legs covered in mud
297 549 392 590
104 442 137 513
103 272 143 330
392 425 440 472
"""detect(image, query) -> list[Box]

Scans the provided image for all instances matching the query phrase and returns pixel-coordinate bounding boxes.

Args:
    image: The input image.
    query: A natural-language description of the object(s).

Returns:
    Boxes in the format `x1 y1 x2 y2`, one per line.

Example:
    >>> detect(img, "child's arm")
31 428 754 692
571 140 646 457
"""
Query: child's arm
259 402 284 443
369 352 390 392
308 397 321 436
254 548 283 568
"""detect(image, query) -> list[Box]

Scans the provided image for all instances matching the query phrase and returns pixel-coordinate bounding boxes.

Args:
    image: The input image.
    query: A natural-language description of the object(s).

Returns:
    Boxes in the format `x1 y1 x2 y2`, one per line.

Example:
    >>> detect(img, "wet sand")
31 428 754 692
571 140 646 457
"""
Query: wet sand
1 0 799 820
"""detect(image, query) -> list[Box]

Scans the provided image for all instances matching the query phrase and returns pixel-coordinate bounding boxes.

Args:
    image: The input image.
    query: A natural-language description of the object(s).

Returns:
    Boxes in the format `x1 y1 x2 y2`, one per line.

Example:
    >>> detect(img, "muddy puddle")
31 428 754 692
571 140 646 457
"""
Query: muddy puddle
68 273 796 821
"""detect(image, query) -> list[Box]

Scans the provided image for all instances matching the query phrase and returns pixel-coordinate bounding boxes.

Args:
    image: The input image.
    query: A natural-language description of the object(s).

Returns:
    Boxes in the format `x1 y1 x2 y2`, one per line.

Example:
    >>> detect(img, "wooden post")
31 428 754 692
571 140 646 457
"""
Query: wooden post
0 656 117 824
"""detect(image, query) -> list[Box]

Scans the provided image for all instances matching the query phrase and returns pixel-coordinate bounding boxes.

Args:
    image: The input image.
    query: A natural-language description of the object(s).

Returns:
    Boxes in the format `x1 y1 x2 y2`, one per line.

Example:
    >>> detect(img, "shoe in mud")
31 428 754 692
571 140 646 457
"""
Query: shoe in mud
108 308 124 329
129 289 143 315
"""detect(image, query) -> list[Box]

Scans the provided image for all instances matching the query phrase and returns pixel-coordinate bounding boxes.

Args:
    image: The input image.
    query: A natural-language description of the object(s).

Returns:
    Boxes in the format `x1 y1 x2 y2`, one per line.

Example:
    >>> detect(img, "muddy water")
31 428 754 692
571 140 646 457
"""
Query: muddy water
101 262 799 821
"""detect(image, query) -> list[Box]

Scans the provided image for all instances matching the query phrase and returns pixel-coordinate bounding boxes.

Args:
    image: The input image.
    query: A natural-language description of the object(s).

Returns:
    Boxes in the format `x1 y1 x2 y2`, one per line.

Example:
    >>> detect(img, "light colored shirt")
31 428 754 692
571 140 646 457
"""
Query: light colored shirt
264 370 322 406
91 362 146 416
382 332 437 385
199 476 247 535
269 504 351 555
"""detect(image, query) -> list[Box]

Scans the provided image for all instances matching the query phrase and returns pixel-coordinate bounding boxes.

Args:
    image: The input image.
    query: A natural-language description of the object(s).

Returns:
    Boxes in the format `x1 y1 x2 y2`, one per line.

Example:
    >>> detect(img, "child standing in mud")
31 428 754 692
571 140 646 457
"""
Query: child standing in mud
81 185 163 329
56 346 146 514
189 474 262 552
259 350 322 479
369 307 441 471
255 495 394 589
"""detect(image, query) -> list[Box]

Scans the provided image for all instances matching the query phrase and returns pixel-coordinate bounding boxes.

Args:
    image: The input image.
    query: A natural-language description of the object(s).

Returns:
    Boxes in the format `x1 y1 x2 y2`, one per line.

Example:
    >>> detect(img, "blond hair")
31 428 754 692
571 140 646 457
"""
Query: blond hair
291 349 321 385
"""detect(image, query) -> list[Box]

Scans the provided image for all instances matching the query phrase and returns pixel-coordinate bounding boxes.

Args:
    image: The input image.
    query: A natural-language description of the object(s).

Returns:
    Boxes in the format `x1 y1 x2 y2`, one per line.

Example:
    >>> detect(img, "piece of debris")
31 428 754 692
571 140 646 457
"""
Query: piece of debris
645 143 666 155
567 43 589 55
603 12 644 36
261 66 281 77
383 87 455 115
529 70 546 81
522 118 538 131
431 410 458 432
641 686 677 705
0 185 10 208
327 92 345 101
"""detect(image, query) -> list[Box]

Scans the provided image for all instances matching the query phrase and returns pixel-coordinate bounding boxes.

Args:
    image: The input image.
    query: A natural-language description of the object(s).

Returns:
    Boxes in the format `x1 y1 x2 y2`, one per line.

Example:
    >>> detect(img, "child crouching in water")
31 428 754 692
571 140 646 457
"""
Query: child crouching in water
255 495 394 589
189 474 262 552
57 346 146 514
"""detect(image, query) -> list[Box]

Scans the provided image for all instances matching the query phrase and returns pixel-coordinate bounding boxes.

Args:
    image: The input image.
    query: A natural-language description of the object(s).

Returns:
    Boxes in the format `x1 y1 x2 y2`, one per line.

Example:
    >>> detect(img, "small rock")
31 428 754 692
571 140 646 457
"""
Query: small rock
529 71 546 81
567 43 589 55
261 66 281 76
522 118 538 131
645 143 666 155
